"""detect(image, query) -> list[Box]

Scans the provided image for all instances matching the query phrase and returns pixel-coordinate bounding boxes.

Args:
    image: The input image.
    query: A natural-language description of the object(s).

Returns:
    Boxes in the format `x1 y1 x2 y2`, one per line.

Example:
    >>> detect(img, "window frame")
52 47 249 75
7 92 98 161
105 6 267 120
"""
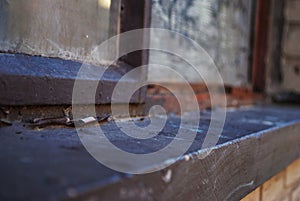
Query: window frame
0 0 152 106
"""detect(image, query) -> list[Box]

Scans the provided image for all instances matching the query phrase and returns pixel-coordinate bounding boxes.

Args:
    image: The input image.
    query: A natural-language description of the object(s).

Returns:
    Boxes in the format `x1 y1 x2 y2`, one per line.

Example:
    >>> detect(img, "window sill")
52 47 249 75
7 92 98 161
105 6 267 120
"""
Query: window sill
0 53 144 105
0 105 300 200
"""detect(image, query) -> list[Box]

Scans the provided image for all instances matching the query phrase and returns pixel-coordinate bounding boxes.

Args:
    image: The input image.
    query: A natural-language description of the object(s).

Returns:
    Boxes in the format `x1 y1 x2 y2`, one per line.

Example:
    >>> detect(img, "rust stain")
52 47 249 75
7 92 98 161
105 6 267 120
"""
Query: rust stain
252 0 271 92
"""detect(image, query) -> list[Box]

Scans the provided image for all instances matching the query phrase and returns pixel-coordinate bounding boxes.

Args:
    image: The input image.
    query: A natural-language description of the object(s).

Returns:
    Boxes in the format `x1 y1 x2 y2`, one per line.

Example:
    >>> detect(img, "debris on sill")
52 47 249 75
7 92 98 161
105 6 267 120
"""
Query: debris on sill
0 118 12 127
28 107 110 129
30 116 72 128
0 106 10 115
162 169 172 183
74 114 110 127
0 106 12 127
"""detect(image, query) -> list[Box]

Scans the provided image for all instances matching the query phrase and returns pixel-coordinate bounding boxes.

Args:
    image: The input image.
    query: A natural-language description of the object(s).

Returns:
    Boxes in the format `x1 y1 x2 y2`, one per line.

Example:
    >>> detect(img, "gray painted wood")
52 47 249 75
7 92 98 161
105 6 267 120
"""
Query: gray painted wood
0 105 300 200
0 53 141 105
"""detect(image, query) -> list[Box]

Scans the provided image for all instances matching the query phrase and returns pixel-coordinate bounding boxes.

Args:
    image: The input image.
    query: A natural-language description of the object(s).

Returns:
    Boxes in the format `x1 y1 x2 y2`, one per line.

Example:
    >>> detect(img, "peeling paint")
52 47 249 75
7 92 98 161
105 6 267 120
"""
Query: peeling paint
224 180 254 201
162 169 172 183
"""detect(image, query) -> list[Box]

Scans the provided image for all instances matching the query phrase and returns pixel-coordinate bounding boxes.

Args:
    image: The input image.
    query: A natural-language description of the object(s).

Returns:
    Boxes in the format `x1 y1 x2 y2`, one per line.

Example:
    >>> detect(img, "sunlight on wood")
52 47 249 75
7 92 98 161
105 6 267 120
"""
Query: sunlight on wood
98 0 111 9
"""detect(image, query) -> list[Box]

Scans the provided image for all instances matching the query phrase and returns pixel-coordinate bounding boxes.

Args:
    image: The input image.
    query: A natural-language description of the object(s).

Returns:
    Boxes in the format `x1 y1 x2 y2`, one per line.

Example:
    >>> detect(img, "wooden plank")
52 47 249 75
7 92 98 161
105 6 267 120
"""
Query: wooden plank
265 0 285 92
119 0 152 103
0 54 140 105
69 110 300 201
119 0 152 68
0 106 300 200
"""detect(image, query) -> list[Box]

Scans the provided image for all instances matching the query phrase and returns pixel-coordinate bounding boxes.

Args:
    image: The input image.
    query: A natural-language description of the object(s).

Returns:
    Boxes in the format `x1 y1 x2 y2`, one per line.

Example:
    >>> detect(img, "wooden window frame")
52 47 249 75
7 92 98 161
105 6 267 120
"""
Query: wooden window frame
0 0 152 106
0 0 282 105
251 0 284 93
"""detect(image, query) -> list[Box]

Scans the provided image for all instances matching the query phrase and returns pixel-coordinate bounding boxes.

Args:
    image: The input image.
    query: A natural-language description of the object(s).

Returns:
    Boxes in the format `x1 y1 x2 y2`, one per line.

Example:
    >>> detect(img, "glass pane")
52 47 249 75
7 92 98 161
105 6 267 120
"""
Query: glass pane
0 0 116 65
149 0 253 86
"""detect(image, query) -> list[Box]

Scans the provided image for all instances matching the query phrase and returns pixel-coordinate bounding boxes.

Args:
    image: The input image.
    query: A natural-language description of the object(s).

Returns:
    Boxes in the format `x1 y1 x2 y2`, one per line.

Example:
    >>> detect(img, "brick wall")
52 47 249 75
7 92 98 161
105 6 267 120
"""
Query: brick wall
241 158 300 201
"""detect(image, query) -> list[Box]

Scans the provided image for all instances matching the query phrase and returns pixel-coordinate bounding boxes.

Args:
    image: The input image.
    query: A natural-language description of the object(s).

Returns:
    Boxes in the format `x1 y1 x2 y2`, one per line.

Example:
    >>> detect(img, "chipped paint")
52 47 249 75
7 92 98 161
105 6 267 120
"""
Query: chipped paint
162 169 172 183
224 180 254 201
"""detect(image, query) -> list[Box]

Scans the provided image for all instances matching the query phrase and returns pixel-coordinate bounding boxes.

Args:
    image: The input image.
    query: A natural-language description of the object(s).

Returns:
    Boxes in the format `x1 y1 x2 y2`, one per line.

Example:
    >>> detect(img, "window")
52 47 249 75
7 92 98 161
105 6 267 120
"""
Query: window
0 0 151 106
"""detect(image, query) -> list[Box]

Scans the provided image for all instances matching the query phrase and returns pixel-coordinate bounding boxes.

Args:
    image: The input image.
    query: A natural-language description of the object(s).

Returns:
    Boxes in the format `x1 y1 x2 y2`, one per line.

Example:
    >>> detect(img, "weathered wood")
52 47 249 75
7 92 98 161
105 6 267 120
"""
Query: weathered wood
119 0 152 103
120 0 152 68
0 106 300 201
266 0 285 93
0 54 140 105
0 1 152 105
